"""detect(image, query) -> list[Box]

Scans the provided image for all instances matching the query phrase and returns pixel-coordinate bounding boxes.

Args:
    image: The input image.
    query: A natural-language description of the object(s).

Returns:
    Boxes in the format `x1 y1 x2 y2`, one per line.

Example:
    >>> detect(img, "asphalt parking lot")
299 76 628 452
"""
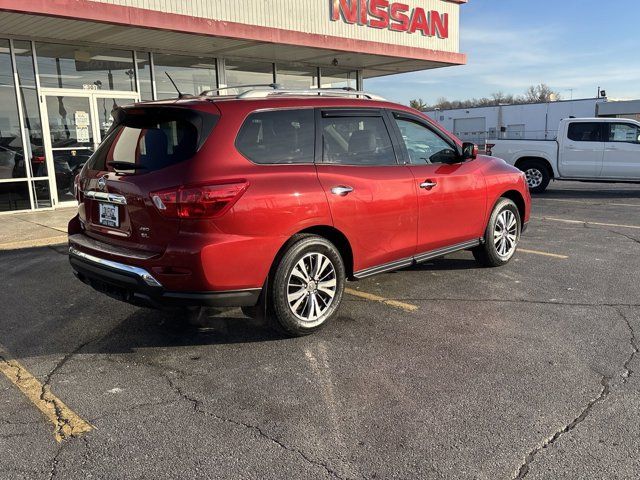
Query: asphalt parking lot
1 181 639 480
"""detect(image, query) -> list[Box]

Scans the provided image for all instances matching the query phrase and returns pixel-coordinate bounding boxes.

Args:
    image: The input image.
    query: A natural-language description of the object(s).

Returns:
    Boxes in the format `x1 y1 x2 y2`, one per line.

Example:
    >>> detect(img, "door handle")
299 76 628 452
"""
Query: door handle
331 185 354 196
420 180 438 189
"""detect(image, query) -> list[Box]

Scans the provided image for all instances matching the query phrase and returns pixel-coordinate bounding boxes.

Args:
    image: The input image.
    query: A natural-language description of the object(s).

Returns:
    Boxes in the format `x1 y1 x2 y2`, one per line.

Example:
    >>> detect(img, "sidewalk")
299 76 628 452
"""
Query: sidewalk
0 207 75 250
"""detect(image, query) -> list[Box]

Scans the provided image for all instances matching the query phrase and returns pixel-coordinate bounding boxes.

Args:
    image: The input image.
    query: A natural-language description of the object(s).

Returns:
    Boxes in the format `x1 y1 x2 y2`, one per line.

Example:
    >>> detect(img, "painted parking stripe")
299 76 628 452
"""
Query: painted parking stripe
534 216 640 230
518 248 569 259
345 288 418 312
0 346 93 442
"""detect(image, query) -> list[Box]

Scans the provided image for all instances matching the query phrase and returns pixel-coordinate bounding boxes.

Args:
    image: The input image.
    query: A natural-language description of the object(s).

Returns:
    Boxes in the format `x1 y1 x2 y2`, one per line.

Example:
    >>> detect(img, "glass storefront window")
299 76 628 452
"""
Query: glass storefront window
0 39 27 181
36 43 136 91
320 69 357 89
225 59 274 92
276 64 318 89
136 52 153 101
14 41 47 178
32 180 52 209
0 181 30 211
153 53 216 99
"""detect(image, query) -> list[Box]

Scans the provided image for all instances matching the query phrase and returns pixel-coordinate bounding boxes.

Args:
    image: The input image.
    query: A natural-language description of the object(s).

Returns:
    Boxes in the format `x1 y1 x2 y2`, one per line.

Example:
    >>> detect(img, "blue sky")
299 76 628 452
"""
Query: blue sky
367 0 640 105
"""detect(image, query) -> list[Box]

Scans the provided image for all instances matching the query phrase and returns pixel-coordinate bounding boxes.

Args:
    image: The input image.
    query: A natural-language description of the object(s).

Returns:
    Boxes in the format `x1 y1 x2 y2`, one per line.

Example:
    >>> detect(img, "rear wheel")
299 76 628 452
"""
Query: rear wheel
473 198 521 267
519 159 550 193
268 235 345 336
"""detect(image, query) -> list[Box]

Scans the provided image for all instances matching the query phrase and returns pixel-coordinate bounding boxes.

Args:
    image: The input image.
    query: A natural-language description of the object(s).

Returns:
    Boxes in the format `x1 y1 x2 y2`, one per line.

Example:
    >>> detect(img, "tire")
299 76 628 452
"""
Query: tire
268 234 345 337
518 159 550 193
473 198 522 267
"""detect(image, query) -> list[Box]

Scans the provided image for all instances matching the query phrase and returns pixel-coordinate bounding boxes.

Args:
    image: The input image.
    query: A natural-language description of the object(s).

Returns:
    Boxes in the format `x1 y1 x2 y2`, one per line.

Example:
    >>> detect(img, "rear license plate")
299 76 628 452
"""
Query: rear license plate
99 203 119 228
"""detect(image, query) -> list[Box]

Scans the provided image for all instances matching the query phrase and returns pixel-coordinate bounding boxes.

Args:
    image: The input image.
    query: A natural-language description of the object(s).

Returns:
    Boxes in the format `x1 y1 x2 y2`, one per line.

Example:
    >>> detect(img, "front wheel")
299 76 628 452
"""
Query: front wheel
473 198 521 267
268 235 345 337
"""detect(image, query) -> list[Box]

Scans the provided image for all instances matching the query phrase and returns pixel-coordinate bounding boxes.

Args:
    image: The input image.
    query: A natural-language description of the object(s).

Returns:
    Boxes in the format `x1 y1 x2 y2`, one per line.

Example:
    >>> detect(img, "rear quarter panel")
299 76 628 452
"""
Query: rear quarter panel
491 140 559 177
179 102 333 290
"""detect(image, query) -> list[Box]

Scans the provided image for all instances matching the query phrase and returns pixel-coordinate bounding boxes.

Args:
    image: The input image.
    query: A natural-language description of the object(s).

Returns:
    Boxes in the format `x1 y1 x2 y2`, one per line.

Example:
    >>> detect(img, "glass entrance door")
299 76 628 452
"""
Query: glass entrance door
40 90 138 206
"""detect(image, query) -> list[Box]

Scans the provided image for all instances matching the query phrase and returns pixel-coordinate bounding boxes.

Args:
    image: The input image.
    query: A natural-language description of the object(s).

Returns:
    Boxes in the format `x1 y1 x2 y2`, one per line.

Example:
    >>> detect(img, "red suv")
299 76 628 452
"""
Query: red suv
68 89 531 336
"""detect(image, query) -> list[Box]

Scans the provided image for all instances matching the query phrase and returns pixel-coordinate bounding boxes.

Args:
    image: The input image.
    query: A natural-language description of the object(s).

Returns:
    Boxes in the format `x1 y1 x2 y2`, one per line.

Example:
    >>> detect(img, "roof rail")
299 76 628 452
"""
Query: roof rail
200 83 281 96
238 87 387 101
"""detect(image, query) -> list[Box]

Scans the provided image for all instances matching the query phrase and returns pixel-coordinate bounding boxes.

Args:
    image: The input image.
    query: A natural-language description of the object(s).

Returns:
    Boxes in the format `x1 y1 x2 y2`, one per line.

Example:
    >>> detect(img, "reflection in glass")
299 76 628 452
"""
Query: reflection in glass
154 53 216 99
32 180 52 209
96 97 136 140
136 52 153 101
36 43 135 91
15 41 47 177
0 39 26 180
276 64 318 89
225 59 274 92
0 181 30 212
45 96 94 147
53 150 89 203
320 69 357 89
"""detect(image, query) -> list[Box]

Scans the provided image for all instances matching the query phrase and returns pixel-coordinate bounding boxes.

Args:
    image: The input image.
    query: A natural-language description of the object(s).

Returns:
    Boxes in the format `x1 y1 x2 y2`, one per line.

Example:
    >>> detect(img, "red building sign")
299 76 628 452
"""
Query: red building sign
331 0 449 39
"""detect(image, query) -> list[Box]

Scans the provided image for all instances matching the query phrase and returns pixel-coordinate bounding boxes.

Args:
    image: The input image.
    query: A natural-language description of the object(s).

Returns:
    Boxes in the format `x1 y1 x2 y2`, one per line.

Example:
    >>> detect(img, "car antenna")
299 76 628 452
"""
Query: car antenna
165 72 186 99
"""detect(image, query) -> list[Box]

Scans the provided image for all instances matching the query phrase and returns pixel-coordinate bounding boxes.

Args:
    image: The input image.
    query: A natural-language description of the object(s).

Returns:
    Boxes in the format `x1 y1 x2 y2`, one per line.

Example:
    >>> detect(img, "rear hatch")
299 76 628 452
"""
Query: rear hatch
77 105 219 254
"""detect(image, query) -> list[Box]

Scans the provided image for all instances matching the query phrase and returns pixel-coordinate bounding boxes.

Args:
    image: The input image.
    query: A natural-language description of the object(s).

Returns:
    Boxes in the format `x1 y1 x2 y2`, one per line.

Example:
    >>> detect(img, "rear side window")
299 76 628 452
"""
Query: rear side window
236 109 315 164
321 114 396 165
88 107 217 172
567 122 603 142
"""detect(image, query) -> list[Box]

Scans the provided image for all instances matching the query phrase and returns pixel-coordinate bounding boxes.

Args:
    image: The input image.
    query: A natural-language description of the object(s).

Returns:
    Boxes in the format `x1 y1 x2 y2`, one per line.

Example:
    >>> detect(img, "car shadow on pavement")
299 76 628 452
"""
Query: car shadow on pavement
81 307 290 355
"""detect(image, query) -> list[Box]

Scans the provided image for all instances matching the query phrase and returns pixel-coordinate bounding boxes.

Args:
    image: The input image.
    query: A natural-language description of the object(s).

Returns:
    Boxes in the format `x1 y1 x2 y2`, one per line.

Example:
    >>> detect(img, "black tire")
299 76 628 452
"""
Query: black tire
518 159 550 193
473 198 522 267
268 234 345 337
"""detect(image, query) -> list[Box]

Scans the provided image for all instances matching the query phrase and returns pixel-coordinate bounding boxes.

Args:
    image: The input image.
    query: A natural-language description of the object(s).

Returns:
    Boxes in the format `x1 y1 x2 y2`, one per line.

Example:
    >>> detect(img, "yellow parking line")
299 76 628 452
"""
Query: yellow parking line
534 216 640 230
0 236 67 251
345 288 418 312
519 248 568 259
0 346 93 442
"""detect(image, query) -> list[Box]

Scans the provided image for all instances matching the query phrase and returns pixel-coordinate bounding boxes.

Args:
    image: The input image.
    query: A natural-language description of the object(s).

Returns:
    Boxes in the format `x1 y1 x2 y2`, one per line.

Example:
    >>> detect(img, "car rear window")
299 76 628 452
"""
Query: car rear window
87 107 218 173
235 109 315 164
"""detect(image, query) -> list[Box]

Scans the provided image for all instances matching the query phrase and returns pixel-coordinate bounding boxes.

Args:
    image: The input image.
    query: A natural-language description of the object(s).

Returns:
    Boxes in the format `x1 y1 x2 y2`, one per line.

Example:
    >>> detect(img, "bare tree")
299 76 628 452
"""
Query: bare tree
409 84 561 111
523 84 561 103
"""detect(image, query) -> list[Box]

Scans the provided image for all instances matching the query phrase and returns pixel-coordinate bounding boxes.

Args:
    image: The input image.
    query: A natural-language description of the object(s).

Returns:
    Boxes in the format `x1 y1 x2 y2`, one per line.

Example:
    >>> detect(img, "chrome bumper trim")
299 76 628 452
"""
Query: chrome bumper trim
69 246 162 287
84 191 127 205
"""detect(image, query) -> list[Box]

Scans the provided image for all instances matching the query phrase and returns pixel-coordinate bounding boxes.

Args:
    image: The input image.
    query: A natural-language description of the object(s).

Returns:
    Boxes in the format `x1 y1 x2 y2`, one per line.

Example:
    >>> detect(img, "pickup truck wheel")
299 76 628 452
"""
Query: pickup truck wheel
473 198 521 267
268 235 345 337
519 160 550 193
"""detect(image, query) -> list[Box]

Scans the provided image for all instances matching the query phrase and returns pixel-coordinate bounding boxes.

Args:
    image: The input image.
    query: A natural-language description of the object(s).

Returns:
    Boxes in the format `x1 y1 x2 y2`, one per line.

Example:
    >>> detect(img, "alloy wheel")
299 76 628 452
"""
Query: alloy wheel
494 210 518 258
525 168 544 189
287 252 337 322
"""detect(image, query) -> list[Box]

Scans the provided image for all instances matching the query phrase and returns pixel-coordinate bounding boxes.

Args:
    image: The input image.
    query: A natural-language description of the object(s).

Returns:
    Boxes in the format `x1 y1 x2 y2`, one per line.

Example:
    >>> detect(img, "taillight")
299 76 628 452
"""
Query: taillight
151 181 248 219
485 143 495 156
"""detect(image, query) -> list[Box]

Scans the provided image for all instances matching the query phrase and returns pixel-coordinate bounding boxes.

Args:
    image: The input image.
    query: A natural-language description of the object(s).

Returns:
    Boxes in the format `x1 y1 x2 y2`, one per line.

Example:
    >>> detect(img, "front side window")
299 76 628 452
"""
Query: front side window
608 123 640 143
394 118 457 164
321 114 395 165
567 122 603 142
236 109 315 164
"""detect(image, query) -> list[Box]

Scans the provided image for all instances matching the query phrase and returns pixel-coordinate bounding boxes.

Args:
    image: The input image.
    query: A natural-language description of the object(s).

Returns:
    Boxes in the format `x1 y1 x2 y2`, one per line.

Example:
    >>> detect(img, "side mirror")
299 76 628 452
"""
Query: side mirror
461 142 478 161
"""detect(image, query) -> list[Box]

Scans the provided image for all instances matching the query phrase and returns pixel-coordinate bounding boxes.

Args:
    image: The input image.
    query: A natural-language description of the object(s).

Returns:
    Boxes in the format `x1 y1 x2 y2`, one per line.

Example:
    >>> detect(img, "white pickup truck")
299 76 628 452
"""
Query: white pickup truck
486 118 640 193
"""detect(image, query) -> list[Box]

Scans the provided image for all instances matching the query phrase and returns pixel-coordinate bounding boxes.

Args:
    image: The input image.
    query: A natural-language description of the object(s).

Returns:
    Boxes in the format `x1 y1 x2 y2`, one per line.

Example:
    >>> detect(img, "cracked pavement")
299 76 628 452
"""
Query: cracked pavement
1 181 640 479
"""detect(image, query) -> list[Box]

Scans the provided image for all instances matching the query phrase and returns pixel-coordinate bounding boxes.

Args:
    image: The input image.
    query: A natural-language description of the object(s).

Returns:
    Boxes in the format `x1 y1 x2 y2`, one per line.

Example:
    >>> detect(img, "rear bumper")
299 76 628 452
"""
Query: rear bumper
69 246 261 309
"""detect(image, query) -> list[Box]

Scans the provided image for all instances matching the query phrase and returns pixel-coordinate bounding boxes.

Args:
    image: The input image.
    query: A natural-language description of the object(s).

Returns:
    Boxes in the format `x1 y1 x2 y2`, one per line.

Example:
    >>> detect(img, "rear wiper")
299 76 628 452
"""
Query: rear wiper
107 161 148 170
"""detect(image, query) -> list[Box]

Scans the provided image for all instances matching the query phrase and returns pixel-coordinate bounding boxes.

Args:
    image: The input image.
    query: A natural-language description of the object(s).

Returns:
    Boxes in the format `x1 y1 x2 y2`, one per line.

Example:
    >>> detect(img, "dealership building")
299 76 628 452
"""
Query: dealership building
0 0 465 213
